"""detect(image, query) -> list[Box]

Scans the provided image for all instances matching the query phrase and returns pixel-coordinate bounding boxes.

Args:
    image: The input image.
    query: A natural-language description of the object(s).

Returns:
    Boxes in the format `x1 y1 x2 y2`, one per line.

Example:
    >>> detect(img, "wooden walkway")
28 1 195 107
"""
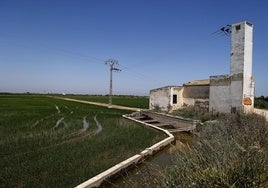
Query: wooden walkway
128 110 197 132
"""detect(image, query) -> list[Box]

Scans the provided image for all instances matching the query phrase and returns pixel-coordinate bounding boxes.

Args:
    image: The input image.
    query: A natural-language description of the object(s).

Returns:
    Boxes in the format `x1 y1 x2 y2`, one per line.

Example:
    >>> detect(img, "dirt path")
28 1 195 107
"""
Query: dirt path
52 97 141 111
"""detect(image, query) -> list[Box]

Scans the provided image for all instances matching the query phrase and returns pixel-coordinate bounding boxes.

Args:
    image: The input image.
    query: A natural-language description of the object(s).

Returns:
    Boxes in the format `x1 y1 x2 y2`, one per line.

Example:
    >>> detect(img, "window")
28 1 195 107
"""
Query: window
235 25 241 31
173 94 177 104
246 22 253 27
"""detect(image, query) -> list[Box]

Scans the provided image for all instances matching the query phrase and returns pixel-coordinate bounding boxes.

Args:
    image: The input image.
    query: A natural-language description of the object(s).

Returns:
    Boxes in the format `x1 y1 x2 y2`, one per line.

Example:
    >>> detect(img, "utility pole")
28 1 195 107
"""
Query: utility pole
105 59 121 108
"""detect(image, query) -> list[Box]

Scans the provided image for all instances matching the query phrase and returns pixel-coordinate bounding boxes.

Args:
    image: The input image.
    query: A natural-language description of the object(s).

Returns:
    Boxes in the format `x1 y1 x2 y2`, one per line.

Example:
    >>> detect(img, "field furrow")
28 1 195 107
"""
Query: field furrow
0 94 165 187
93 115 103 135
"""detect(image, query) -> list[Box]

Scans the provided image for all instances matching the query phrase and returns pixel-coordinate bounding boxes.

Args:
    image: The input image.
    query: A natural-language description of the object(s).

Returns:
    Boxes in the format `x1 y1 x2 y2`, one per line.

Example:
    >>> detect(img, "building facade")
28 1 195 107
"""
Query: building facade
149 80 210 112
209 21 254 113
150 21 254 114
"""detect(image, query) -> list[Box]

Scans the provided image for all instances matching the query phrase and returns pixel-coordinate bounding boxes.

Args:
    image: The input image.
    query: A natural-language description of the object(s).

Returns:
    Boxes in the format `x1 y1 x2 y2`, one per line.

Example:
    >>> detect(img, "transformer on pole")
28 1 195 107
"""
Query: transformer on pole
105 59 121 108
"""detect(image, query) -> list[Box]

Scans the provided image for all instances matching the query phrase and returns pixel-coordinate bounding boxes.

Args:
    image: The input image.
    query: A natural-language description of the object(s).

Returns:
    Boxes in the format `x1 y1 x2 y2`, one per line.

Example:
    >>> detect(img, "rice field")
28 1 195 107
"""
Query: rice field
0 94 165 187
63 94 149 109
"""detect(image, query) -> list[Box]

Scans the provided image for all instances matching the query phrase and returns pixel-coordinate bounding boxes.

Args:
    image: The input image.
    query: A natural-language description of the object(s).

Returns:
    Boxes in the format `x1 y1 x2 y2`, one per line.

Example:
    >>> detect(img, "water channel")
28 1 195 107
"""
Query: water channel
105 132 195 187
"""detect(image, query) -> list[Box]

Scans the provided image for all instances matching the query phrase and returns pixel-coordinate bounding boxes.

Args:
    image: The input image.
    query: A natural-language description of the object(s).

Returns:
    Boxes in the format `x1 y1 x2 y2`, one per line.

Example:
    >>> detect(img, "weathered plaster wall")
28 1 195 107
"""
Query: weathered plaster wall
230 75 243 112
182 85 209 107
230 21 254 113
150 85 210 111
150 87 171 111
170 87 183 111
183 85 209 99
243 76 255 113
183 98 195 107
243 22 254 113
209 21 254 114
254 108 268 121
231 23 245 75
150 21 254 114
209 75 231 113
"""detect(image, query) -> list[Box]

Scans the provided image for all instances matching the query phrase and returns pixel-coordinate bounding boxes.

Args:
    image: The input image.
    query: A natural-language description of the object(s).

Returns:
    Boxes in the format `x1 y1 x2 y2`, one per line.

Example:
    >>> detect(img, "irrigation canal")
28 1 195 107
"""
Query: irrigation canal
54 97 196 187
104 132 194 187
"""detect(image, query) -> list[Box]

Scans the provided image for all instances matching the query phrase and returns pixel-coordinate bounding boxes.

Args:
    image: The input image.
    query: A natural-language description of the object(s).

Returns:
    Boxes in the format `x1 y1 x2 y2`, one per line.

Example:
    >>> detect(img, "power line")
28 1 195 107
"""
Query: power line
0 37 163 84
0 34 105 64
210 24 232 38
0 33 168 88
105 59 121 107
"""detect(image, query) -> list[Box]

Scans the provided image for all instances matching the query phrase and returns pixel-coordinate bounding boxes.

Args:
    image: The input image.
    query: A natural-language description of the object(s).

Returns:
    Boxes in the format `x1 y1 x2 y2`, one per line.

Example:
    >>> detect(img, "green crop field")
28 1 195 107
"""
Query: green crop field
0 94 165 187
63 94 149 109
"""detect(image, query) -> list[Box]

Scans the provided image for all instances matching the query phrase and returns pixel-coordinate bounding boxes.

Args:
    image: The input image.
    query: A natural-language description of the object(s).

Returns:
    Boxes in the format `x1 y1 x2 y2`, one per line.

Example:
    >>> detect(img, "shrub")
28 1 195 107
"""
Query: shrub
164 113 268 187
172 107 212 122
255 97 268 110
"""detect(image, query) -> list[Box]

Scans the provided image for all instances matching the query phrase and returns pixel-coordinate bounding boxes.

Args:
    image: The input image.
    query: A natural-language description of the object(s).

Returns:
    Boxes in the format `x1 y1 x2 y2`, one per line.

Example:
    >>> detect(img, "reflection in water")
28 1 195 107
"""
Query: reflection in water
105 132 194 187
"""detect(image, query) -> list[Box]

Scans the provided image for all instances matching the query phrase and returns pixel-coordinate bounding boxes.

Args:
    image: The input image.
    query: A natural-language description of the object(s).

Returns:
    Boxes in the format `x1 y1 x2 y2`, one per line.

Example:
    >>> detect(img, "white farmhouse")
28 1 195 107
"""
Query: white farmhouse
150 21 254 114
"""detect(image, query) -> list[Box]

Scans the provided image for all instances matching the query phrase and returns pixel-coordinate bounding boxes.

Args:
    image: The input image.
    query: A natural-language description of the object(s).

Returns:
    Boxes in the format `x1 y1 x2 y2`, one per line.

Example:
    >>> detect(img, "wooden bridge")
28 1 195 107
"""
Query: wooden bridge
128 110 197 132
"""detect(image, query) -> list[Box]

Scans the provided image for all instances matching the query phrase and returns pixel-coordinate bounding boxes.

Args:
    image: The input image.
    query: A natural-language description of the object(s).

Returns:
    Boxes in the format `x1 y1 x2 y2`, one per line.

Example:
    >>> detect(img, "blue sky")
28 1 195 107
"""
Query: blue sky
0 0 267 96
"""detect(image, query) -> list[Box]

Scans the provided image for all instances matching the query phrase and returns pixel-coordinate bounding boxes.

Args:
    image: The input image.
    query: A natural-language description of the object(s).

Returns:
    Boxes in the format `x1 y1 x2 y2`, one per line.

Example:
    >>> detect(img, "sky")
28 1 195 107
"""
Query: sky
0 0 267 96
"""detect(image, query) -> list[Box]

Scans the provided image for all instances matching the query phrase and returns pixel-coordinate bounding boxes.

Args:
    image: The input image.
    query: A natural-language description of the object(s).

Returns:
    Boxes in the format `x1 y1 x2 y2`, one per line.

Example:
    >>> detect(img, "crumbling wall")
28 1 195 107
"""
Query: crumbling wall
182 85 209 107
183 85 209 99
254 108 268 121
230 21 254 114
149 87 171 111
229 73 243 112
209 75 231 113
149 84 210 112
170 87 183 111
209 21 254 114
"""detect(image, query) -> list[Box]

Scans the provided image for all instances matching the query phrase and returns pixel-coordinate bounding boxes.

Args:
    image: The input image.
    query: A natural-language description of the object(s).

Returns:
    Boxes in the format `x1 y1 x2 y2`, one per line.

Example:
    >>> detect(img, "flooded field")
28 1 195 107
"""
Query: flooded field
0 94 165 187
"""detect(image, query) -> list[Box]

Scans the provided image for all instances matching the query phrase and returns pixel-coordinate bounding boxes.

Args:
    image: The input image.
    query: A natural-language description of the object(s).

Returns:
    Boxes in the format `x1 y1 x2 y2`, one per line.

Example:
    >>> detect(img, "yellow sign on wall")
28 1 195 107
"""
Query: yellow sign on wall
243 98 252 105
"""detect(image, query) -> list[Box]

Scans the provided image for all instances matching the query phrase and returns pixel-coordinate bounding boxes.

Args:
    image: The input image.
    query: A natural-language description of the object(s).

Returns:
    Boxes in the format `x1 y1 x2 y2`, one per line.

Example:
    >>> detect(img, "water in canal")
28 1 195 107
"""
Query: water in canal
105 132 195 187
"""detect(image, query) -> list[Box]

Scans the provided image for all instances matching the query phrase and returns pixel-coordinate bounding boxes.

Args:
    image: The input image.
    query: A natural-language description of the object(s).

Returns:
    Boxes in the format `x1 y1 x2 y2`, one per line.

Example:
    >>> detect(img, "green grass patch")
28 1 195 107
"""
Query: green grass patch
62 94 149 109
255 96 268 110
0 94 165 187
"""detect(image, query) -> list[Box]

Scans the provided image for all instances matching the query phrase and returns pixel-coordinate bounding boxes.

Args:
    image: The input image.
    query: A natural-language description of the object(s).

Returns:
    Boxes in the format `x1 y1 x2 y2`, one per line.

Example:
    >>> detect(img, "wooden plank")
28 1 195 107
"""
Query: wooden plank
143 119 160 123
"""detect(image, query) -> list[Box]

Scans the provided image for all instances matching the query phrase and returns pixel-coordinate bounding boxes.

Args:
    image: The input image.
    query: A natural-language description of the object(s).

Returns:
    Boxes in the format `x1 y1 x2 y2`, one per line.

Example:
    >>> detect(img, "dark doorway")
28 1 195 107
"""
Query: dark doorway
173 94 177 104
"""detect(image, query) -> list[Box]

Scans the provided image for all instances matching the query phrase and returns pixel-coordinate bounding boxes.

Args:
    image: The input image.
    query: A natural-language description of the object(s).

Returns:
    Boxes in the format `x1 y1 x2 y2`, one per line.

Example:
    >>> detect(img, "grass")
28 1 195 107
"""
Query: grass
171 106 212 122
127 109 268 187
255 96 268 110
0 94 165 187
164 113 268 188
62 94 149 109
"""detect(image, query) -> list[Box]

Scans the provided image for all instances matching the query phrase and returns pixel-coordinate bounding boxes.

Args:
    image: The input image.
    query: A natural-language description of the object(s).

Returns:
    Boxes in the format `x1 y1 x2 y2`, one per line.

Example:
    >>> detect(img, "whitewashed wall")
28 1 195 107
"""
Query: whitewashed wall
150 87 171 111
254 108 268 121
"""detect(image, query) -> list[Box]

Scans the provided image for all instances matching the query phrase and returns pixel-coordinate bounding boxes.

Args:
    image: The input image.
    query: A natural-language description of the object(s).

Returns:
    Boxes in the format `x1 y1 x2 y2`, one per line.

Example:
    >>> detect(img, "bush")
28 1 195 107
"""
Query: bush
255 96 268 109
165 113 268 187
172 107 212 122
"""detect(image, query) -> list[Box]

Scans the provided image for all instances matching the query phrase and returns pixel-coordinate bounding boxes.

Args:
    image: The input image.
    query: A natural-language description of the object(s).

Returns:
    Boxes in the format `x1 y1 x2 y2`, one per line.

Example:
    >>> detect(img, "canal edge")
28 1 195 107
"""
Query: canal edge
75 112 175 188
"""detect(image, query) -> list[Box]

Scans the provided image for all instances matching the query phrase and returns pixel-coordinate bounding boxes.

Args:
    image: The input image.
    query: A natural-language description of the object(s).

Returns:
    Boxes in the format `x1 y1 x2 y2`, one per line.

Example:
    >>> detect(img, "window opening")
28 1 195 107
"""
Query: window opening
173 94 177 104
235 25 241 31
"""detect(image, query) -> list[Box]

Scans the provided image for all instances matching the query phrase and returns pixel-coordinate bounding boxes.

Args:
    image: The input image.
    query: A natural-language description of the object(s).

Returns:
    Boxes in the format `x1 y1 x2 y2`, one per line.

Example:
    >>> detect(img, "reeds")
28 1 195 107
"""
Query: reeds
165 113 268 187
